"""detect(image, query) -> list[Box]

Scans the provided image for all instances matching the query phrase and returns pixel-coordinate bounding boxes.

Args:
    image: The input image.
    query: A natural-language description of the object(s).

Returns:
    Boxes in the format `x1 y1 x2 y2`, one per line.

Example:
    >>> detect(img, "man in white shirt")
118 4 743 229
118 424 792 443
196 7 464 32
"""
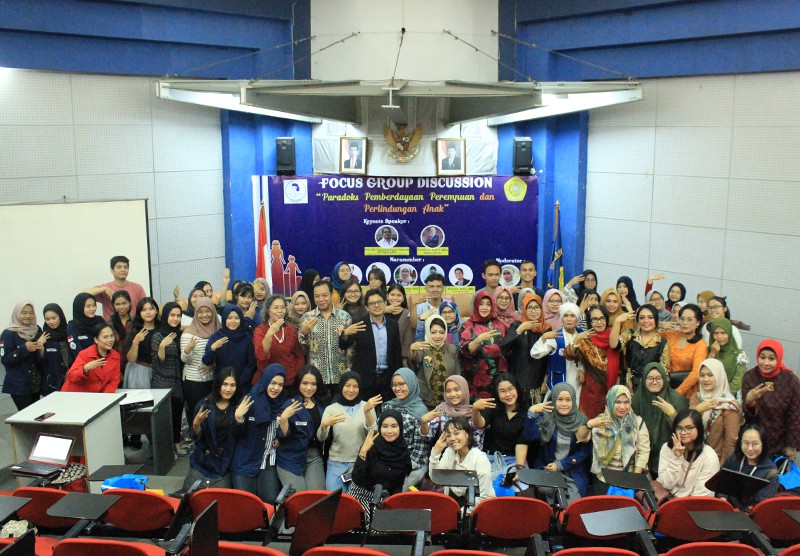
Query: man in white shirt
377 226 396 248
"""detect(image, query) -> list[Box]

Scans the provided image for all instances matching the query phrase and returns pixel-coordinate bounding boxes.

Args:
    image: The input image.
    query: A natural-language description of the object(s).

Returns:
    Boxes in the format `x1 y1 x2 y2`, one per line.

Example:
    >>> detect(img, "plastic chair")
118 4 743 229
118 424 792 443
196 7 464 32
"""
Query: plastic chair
283 490 364 535
559 495 645 539
11 487 79 530
663 542 762 556
781 544 800 555
304 549 392 556
751 496 800 541
382 491 461 536
0 534 58 556
528 549 639 556
471 496 552 540
650 496 734 541
189 488 274 534
51 538 166 556
102 488 181 533
218 542 287 555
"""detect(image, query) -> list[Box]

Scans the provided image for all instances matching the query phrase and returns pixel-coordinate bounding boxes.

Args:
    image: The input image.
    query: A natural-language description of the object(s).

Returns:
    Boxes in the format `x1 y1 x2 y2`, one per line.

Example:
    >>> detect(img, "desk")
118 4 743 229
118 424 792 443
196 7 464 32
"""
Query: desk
582 507 649 537
0 496 30 523
118 389 175 475
690 510 759 532
785 509 800 525
47 492 119 521
5 393 125 493
371 509 431 533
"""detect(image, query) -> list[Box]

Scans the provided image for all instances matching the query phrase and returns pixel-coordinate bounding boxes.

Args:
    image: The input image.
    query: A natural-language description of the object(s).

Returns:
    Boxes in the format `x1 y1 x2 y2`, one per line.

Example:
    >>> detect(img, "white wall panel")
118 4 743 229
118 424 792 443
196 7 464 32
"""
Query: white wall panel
649 223 725 278
723 230 799 288
730 126 800 181
74 125 153 175
154 170 223 219
0 126 76 178
589 80 658 128
654 127 731 178
645 270 723 305
71 75 152 125
76 173 157 218
656 75 735 127
586 172 653 221
586 127 655 174
584 217 651 267
158 257 226 304
580 260 645 296
0 176 78 204
152 96 219 128
156 216 225 264
734 73 800 127
152 124 221 173
726 178 799 236
651 176 728 228
0 70 73 126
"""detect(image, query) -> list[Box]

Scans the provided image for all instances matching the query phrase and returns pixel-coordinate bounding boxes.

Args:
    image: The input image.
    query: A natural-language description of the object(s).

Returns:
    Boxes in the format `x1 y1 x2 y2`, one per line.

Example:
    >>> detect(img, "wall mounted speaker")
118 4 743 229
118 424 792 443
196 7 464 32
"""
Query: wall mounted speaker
513 137 532 175
276 137 295 175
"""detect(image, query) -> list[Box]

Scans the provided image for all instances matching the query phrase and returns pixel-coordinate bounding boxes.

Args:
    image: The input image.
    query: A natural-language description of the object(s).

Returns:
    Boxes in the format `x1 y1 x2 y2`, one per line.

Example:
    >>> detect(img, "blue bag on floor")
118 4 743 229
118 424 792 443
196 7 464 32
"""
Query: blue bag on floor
101 474 148 492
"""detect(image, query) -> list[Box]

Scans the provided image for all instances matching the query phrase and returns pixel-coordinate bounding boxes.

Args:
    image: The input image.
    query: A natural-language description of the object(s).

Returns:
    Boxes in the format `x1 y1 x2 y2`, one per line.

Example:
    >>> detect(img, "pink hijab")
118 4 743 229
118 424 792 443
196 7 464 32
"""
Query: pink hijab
542 288 564 330
436 375 472 418
493 286 520 329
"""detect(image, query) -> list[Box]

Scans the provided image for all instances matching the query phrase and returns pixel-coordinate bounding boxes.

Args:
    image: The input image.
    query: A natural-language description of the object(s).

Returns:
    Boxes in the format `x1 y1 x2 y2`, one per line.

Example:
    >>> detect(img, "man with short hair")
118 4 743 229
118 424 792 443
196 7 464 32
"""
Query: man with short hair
345 143 362 170
377 226 396 248
83 255 147 320
453 267 470 286
298 280 352 386
415 272 446 341
339 288 402 400
516 260 544 299
476 258 501 297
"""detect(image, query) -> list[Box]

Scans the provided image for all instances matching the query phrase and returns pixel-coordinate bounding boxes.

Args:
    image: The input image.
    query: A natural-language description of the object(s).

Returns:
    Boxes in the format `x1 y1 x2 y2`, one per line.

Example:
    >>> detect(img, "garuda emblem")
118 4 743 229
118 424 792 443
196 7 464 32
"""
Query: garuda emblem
383 123 423 163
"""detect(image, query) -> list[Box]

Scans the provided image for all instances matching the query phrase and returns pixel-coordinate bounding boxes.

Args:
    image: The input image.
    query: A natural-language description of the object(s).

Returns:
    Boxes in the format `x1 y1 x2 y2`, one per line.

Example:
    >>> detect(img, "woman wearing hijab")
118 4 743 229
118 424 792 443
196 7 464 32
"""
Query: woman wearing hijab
438 301 462 346
616 276 640 311
645 290 671 323
318 371 379 493
350 409 412 516
383 367 429 490
203 305 256 386
298 269 320 310
524 382 591 500
576 289 600 330
180 287 207 328
578 385 651 494
632 362 688 476
181 297 221 433
66 293 106 359
601 289 633 331
500 292 550 404
541 289 564 330
659 282 686 312
330 261 351 306
493 286 520 330
460 291 507 399
741 339 800 461
689 359 743 463
696 290 716 321
40 303 72 396
411 315 460 408
530 303 584 404
231 364 286 502
659 303 708 396
152 302 186 456
285 291 311 331
573 269 598 300
1 302 45 409
566 305 617 419
420 375 484 449
706 317 747 395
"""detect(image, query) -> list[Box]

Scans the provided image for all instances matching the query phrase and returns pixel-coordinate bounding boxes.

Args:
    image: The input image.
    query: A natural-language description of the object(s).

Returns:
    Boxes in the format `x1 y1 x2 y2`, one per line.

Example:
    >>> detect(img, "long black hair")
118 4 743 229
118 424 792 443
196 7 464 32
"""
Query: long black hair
110 290 132 342
491 373 528 412
295 364 330 405
667 408 706 461
733 423 770 465
207 367 240 406
386 283 409 309
131 297 160 331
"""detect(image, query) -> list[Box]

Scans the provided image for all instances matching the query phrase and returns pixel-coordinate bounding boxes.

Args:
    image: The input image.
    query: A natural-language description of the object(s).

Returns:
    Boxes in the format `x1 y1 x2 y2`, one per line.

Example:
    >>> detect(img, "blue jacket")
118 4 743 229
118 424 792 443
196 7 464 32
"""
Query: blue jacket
189 399 245 479
202 331 256 386
231 364 286 477
1 328 43 396
524 411 592 497
276 396 317 476
66 322 94 360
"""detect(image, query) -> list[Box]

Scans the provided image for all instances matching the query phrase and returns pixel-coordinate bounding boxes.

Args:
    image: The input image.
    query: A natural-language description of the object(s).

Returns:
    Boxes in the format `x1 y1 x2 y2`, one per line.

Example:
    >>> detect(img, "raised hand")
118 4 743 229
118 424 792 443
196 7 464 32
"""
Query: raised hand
300 317 320 336
210 336 229 351
268 319 284 336
322 412 347 428
652 395 675 416
85 358 107 371
160 332 177 349
434 430 449 452
235 395 254 420
476 329 501 342
364 394 383 413
530 401 553 414
361 429 378 454
193 406 211 427
343 321 367 336
133 327 149 345
281 399 303 420
422 406 444 424
185 336 198 354
472 397 496 411
173 285 180 301
671 432 685 458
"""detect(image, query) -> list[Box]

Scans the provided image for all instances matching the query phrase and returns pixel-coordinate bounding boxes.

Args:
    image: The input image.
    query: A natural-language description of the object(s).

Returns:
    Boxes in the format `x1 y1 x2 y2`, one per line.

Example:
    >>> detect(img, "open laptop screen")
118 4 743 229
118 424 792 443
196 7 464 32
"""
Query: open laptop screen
30 434 74 466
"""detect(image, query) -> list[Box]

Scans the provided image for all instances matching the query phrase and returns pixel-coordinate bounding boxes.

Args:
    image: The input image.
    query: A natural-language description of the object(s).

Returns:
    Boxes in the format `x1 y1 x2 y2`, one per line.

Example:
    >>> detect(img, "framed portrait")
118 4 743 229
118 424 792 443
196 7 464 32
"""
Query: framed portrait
340 137 367 175
436 138 466 176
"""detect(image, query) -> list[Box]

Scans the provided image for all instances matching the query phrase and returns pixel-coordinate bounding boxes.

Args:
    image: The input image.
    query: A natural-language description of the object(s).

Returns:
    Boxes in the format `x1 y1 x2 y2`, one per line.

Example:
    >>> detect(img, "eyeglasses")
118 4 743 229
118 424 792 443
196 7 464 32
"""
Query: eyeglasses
707 304 724 310
346 289 361 295
676 425 696 433
367 300 385 307
590 317 606 323
646 376 664 383
497 388 516 396
391 382 407 389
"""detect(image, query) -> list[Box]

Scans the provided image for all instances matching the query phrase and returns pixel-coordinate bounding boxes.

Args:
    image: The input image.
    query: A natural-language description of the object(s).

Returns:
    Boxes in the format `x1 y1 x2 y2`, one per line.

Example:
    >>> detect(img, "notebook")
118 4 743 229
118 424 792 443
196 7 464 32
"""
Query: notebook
11 433 75 478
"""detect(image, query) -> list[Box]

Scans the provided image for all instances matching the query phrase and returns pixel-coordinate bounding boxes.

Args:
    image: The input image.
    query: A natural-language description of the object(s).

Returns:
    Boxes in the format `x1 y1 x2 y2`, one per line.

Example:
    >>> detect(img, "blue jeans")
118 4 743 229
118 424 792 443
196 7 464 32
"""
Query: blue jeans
326 460 354 493
232 466 281 504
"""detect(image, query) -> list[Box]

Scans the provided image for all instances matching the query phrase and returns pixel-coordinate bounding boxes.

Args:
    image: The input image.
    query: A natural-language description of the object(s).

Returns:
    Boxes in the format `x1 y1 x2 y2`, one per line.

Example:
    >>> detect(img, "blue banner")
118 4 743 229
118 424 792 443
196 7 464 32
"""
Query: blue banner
266 175 538 296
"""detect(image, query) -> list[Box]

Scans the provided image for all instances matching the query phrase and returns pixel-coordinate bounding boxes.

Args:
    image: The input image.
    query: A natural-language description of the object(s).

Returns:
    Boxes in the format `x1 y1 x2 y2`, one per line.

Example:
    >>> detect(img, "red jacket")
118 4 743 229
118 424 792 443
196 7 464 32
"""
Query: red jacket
62 344 121 393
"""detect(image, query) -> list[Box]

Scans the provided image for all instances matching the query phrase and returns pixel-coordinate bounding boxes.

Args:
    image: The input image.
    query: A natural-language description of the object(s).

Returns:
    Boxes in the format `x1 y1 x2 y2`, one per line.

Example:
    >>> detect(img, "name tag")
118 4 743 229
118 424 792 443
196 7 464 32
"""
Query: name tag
46 348 57 353
295 421 308 427
248 416 255 422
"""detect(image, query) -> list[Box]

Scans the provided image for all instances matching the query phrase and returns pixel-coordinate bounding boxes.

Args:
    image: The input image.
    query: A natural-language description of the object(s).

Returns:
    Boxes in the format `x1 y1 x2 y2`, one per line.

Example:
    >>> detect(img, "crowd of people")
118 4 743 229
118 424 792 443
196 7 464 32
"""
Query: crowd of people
2 255 797 515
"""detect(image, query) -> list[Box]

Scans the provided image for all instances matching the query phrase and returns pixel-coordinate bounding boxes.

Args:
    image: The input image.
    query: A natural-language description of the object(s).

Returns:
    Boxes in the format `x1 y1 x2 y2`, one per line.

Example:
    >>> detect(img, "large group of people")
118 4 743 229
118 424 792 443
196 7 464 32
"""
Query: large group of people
2 255 798 515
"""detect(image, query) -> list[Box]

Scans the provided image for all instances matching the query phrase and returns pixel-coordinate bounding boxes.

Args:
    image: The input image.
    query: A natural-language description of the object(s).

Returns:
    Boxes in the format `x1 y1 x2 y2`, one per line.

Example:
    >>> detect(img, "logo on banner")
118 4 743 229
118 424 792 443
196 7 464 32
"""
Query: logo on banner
284 179 308 204
503 177 528 202
383 123 423 163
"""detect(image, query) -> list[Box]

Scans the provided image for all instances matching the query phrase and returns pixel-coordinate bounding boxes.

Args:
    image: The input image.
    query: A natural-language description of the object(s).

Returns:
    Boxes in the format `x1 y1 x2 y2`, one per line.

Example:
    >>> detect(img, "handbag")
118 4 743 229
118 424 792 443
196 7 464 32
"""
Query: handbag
776 457 800 491
668 371 690 390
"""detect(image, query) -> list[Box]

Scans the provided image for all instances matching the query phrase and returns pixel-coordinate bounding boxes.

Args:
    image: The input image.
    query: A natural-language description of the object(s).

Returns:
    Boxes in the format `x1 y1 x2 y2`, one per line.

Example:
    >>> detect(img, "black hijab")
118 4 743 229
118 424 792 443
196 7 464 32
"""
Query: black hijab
616 276 640 310
42 303 68 342
70 293 105 334
159 301 183 344
575 269 597 298
332 371 362 407
665 282 686 311
372 409 411 467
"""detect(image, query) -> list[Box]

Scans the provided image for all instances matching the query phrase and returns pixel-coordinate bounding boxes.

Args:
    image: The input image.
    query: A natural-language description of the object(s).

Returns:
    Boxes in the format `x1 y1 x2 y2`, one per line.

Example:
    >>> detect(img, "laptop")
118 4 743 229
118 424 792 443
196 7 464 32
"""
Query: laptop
10 433 75 478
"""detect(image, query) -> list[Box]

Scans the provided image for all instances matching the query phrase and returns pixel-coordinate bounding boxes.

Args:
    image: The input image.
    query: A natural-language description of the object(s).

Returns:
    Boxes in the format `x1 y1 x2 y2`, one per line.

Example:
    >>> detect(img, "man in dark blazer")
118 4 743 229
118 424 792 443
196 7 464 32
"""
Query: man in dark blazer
339 288 402 401
441 142 461 170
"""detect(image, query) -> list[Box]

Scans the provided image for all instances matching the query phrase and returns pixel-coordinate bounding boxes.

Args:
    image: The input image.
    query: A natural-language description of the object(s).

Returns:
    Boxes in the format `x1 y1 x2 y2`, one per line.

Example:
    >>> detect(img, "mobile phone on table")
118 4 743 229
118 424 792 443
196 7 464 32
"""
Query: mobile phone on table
34 412 55 422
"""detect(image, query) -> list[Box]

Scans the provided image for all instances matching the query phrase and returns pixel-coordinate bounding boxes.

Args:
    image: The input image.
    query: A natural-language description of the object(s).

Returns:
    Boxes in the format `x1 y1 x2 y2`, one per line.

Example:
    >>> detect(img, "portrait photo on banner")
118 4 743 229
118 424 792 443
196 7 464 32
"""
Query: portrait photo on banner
436 137 466 176
340 137 367 174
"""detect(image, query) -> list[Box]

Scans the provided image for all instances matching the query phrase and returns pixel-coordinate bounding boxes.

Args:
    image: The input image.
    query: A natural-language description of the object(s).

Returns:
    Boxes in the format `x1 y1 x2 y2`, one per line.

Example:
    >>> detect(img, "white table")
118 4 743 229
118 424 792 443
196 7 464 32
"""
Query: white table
6 392 126 493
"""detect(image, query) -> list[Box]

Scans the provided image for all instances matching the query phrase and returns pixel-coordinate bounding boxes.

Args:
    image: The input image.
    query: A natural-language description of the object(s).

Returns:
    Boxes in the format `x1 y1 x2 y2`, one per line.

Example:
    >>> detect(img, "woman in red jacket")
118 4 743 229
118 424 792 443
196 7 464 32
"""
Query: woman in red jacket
62 323 121 393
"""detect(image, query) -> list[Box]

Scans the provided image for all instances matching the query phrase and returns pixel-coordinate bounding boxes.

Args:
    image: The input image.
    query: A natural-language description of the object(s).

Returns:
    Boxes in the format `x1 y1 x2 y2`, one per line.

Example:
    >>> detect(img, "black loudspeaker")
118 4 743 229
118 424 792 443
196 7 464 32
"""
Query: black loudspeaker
513 137 532 175
276 137 295 175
